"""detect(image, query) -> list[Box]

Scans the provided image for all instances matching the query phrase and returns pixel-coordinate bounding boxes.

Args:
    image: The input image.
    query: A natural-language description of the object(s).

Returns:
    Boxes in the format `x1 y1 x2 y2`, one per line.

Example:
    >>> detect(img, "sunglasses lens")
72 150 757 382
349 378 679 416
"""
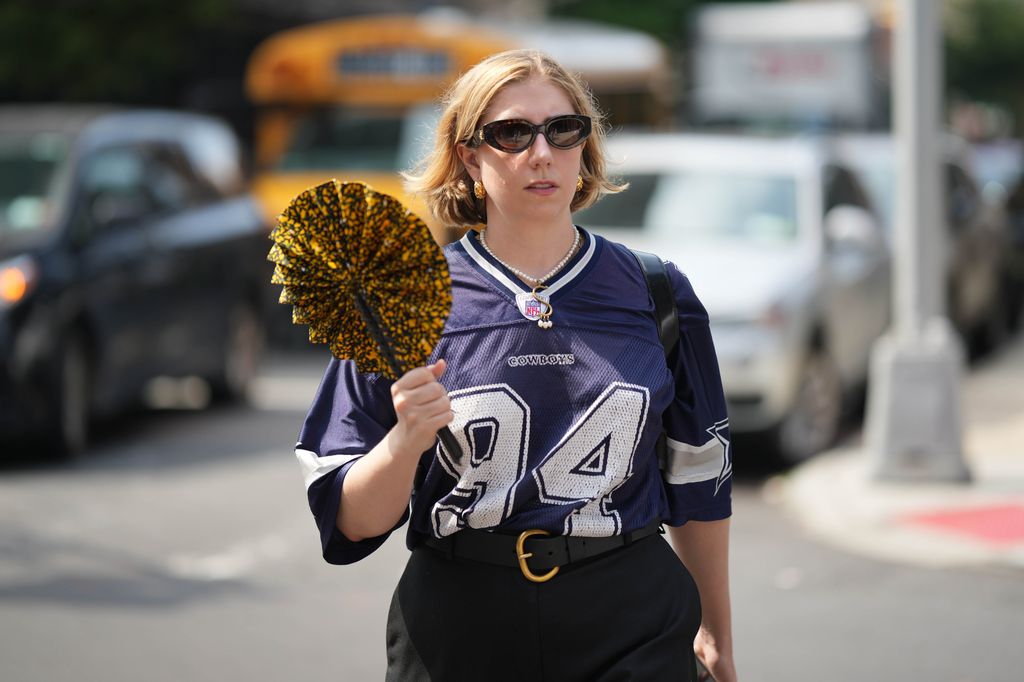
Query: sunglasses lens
546 117 587 148
490 121 535 151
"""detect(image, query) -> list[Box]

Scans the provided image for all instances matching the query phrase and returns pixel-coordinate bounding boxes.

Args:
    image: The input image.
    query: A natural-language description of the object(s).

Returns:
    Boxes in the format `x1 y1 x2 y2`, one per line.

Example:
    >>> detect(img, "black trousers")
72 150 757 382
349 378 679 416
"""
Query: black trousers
385 533 702 682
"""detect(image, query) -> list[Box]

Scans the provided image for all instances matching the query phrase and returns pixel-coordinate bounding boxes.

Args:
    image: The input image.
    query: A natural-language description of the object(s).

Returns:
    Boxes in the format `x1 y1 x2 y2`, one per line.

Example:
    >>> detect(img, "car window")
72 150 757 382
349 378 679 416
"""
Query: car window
179 122 244 196
575 173 659 229
79 145 157 230
147 144 214 212
0 132 69 236
647 171 800 244
400 103 442 172
82 146 147 195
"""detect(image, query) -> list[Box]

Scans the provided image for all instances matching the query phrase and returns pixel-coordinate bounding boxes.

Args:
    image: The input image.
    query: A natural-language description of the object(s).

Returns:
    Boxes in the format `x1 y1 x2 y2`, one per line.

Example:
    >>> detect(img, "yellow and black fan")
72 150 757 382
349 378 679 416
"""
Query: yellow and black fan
269 180 450 376
269 180 461 458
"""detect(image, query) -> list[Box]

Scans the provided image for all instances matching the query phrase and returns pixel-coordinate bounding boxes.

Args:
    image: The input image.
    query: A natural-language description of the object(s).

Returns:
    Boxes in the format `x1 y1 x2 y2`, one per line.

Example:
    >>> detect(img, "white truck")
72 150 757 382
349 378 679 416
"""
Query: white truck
689 1 889 130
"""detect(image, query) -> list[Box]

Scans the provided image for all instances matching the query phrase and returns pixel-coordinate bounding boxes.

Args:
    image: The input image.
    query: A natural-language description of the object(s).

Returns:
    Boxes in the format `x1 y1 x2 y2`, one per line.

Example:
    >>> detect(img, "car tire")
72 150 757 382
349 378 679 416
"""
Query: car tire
968 291 1011 360
983 293 1011 353
775 348 842 464
46 335 91 457
209 301 263 403
1007 282 1024 333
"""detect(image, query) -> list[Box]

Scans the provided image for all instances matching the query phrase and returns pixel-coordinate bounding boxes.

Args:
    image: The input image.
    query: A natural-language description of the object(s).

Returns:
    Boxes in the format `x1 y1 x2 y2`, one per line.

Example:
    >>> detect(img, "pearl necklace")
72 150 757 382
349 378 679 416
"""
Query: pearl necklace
478 227 581 285
478 227 581 329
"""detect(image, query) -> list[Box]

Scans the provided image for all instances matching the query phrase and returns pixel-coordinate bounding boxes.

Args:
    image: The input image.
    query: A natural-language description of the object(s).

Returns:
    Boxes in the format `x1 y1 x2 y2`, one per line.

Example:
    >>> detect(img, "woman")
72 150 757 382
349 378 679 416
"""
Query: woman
296 50 736 681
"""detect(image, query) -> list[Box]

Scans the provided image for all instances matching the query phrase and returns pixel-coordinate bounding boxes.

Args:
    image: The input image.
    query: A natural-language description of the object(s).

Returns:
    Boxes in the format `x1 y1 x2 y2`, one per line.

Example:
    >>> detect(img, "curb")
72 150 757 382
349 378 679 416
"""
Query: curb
776 447 1024 572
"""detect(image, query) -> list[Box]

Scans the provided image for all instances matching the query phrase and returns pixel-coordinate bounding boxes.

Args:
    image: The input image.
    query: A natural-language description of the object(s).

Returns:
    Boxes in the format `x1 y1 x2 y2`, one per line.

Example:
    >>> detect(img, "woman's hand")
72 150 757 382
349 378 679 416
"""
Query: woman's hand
389 360 454 458
336 360 453 542
695 627 737 682
667 520 735 682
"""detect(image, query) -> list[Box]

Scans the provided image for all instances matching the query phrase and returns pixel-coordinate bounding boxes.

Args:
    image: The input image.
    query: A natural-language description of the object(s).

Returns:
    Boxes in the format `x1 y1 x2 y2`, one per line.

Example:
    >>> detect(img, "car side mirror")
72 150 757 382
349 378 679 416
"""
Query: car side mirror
825 205 881 254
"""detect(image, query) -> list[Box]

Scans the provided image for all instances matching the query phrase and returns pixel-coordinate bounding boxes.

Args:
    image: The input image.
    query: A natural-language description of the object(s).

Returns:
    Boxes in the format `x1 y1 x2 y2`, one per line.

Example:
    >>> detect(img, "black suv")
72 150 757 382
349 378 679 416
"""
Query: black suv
0 106 272 456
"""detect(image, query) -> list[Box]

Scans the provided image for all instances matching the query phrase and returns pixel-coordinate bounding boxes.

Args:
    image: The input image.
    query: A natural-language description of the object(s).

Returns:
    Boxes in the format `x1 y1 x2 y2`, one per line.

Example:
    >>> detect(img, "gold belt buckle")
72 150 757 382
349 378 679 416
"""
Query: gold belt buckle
516 529 559 583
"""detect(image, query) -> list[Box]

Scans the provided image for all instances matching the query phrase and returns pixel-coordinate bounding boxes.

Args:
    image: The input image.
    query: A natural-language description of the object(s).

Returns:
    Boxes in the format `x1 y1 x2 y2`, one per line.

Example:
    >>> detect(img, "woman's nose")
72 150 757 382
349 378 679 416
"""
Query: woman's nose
528 133 554 165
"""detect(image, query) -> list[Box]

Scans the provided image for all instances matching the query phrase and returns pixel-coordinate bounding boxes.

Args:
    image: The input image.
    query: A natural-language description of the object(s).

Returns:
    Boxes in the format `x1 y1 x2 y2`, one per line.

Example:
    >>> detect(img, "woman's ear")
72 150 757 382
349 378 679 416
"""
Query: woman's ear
456 143 481 182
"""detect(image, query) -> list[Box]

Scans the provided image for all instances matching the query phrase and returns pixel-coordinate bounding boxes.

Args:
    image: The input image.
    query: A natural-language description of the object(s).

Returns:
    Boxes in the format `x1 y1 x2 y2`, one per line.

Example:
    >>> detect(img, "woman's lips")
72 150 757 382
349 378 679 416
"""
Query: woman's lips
526 181 559 196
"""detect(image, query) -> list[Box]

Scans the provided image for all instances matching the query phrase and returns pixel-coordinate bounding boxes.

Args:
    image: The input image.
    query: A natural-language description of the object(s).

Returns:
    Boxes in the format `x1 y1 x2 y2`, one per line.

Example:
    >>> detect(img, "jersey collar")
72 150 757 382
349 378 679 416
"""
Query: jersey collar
459 227 597 299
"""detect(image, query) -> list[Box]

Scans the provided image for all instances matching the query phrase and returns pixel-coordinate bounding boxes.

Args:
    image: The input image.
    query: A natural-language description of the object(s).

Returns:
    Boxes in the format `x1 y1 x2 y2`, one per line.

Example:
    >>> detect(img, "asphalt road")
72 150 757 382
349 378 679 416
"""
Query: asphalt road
1 352 1022 682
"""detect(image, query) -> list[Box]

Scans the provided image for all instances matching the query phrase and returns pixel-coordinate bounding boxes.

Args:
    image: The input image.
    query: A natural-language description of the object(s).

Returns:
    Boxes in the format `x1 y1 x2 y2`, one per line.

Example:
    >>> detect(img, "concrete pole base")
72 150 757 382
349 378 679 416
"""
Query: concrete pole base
864 317 971 483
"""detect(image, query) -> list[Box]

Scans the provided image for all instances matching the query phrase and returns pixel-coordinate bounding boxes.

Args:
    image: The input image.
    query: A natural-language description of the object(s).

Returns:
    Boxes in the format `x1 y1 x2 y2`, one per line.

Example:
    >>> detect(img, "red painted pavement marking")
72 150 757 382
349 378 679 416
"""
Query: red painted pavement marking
899 503 1024 546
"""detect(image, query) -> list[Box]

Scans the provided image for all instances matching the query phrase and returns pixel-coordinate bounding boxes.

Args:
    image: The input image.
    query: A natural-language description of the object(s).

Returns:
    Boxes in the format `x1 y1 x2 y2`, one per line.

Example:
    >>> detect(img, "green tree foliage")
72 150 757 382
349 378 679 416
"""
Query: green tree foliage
945 0 1024 129
0 0 229 104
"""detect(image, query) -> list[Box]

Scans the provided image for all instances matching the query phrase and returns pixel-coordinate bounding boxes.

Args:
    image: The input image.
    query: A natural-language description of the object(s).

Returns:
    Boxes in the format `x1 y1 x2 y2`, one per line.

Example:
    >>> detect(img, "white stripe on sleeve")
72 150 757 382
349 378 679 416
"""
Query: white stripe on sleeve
295 448 362 490
660 436 726 485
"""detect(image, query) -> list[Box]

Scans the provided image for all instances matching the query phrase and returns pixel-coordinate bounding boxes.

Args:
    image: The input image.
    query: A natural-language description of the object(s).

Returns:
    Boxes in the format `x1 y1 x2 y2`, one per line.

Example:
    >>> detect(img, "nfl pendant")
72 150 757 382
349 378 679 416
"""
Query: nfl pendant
514 285 554 329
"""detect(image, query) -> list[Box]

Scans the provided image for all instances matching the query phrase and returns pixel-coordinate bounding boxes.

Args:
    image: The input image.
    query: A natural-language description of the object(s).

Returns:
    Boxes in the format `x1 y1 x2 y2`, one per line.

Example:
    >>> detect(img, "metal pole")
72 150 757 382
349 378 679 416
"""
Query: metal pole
893 0 927 340
864 0 970 482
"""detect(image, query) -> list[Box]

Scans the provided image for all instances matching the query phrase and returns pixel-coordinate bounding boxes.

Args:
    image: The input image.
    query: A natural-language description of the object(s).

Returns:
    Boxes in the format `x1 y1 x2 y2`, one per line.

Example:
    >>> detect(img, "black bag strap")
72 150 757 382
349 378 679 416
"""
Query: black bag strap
630 249 679 358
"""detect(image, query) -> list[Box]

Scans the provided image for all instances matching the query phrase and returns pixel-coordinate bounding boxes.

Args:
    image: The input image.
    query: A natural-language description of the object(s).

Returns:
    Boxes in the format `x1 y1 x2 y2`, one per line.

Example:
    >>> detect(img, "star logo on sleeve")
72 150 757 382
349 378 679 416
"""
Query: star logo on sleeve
708 418 732 495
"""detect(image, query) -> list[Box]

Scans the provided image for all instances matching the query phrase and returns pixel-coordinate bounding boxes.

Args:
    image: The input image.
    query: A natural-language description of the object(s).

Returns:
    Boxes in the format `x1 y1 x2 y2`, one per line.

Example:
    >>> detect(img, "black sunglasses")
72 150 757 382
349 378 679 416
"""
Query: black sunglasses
469 114 592 153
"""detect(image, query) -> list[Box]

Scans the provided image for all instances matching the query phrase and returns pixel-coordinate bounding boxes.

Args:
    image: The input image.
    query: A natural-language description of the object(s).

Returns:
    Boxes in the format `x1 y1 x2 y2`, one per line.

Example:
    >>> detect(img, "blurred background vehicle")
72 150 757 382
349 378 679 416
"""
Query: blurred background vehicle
243 10 672 244
689 1 890 131
969 138 1023 205
0 106 271 457
835 132 1017 355
969 138 1024 329
578 132 890 463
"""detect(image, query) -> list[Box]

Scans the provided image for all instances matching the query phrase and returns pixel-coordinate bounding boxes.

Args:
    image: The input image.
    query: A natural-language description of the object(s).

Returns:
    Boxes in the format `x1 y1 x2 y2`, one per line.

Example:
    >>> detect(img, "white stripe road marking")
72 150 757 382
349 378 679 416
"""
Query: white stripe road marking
165 532 292 582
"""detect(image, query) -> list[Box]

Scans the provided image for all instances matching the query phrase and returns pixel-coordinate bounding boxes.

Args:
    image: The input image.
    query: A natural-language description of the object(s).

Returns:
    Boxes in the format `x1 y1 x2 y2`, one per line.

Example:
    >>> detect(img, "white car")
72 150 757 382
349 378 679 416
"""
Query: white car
578 133 891 462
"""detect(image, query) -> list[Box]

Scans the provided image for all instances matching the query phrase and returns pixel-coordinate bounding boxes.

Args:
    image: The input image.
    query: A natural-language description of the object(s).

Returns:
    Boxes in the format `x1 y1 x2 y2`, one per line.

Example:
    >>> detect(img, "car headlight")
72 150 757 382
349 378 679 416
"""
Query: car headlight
0 255 38 309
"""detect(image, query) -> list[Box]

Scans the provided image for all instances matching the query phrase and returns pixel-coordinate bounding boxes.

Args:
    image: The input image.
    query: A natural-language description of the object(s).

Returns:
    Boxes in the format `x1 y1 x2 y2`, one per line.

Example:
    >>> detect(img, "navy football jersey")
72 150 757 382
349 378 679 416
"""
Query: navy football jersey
296 228 732 565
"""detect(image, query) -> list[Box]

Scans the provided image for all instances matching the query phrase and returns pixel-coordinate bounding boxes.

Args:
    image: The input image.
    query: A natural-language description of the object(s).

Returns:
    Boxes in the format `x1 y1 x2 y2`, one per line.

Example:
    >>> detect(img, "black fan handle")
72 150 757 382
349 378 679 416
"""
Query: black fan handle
436 427 463 464
354 290 464 463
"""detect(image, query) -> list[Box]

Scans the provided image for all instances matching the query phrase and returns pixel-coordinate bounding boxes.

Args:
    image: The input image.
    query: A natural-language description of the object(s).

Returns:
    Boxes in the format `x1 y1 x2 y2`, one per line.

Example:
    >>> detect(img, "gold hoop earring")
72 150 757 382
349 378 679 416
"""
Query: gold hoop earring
575 175 584 193
473 181 486 199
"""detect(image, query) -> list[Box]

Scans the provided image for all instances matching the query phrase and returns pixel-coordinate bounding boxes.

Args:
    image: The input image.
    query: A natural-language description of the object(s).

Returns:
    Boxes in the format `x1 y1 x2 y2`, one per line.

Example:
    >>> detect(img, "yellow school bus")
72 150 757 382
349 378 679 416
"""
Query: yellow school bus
245 12 671 242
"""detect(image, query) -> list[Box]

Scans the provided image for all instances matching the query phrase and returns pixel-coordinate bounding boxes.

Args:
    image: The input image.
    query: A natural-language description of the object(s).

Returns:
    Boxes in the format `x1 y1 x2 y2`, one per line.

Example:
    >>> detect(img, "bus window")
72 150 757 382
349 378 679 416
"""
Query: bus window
400 104 443 172
278 109 406 172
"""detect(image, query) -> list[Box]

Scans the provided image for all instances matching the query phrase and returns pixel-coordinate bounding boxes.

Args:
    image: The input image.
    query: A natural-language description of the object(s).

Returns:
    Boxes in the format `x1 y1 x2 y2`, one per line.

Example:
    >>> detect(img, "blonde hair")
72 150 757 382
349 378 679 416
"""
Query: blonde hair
404 49 625 227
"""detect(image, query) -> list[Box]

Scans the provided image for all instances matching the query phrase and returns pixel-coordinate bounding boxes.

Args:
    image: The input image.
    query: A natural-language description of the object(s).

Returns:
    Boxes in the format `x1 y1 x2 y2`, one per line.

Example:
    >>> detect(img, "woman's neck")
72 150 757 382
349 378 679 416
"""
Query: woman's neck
480 218 579 284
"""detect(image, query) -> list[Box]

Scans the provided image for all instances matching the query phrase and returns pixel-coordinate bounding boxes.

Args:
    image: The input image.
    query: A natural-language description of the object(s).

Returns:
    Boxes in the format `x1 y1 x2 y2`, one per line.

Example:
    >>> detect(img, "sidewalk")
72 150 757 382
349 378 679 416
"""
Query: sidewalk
778 333 1024 572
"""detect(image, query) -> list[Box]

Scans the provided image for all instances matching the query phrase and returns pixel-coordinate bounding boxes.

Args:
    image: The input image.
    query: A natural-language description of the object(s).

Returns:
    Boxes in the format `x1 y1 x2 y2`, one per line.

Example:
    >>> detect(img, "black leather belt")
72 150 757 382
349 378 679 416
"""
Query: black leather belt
423 521 663 583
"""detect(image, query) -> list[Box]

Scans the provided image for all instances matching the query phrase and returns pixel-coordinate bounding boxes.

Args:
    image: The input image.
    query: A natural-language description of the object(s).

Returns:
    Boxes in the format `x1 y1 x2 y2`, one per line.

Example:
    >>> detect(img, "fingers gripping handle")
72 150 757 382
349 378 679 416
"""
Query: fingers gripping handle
352 291 462 463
